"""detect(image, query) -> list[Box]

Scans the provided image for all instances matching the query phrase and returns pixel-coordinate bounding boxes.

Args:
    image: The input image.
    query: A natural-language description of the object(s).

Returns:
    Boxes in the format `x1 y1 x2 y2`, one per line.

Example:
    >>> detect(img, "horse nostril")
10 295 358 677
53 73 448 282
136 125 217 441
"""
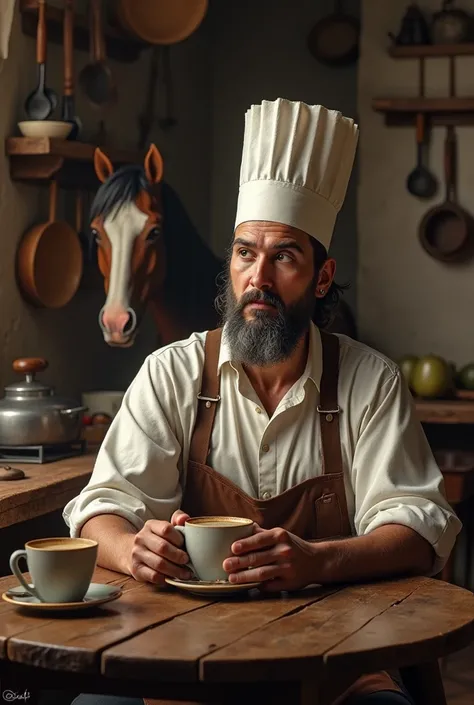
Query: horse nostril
123 308 137 335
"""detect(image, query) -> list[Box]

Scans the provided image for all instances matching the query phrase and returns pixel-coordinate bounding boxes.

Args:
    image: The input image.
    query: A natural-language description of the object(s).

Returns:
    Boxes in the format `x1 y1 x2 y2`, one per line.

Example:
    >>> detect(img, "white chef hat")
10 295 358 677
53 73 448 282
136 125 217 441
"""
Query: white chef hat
235 98 359 251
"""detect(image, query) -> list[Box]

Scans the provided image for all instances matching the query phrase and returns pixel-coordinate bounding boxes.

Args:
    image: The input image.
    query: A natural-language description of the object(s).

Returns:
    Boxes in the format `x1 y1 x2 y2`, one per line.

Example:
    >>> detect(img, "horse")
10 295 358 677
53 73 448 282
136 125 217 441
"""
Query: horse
91 144 224 348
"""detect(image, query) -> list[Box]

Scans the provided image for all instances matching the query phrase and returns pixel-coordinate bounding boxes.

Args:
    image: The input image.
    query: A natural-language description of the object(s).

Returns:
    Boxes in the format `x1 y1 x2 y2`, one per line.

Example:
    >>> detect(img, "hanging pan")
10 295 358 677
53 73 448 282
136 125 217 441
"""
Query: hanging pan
419 126 474 262
307 0 359 67
16 181 83 308
117 0 208 45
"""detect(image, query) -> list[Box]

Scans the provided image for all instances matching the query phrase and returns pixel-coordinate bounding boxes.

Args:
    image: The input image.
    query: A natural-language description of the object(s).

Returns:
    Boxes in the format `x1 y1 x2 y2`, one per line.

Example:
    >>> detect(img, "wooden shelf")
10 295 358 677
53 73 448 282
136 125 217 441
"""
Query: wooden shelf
372 97 474 126
389 43 474 59
20 0 144 64
415 399 474 425
5 137 143 190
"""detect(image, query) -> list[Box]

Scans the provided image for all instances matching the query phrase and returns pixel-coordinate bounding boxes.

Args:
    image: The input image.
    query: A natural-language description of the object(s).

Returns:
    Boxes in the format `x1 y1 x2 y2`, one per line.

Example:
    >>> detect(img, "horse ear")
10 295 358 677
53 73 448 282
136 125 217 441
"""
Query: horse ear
144 144 164 184
94 148 114 183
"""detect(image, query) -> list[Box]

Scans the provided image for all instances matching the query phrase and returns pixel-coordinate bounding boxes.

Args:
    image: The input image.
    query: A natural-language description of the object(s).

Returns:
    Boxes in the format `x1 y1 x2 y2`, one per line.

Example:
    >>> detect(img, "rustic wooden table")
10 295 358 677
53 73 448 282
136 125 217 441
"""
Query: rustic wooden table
1 569 473 705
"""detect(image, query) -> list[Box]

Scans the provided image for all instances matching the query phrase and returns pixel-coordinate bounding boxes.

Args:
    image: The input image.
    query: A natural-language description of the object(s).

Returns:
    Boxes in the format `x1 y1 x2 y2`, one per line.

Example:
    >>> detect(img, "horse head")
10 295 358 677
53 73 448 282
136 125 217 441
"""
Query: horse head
91 144 165 347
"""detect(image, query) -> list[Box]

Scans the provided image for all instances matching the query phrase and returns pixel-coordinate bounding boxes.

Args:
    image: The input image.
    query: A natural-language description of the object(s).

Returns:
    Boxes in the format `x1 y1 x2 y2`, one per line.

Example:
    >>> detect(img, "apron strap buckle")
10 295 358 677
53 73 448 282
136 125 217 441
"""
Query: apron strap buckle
317 405 340 423
198 393 221 409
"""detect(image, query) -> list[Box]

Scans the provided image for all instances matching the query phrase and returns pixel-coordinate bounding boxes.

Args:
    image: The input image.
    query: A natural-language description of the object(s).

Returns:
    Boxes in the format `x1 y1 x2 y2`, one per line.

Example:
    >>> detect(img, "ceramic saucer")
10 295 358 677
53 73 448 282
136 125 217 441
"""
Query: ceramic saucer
2 582 122 611
165 577 261 597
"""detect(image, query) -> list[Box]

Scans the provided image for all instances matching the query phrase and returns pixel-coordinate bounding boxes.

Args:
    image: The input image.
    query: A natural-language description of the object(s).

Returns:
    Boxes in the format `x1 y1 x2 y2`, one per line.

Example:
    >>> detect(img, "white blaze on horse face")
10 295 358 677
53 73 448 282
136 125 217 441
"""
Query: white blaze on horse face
102 201 148 338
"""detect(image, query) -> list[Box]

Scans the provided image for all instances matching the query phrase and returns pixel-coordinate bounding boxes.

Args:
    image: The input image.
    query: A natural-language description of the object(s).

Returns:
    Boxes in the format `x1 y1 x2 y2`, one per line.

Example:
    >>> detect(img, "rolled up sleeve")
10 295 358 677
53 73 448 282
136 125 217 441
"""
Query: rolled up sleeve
63 354 185 538
352 370 462 575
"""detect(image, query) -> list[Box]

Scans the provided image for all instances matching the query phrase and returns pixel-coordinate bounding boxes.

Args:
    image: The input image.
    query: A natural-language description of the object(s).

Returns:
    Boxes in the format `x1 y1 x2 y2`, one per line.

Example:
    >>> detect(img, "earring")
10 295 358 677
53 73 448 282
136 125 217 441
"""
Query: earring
319 288 326 295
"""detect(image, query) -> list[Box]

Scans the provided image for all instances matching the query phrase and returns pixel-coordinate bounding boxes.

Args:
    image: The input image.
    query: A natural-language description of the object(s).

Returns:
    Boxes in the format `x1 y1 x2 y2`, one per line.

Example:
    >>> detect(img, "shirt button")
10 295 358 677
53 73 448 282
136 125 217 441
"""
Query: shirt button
262 491 271 500
255 406 262 414
262 444 270 453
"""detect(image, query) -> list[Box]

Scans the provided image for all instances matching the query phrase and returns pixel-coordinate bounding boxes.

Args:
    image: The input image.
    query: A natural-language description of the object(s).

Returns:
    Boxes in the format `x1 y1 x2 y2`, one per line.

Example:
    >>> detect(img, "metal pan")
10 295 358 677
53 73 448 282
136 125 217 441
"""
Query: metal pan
307 0 359 67
16 181 83 308
419 126 474 262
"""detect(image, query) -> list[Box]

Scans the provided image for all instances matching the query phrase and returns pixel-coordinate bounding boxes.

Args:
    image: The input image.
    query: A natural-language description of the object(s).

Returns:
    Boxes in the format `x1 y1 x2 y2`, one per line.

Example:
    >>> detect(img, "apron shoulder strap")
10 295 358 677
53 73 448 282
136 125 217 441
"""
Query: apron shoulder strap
319 331 344 476
188 328 222 465
189 328 343 476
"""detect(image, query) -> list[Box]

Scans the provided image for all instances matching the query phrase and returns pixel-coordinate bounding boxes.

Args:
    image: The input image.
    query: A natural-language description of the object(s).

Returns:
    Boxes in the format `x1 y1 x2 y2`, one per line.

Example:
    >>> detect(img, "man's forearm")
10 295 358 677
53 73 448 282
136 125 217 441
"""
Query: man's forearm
318 524 435 584
79 514 137 575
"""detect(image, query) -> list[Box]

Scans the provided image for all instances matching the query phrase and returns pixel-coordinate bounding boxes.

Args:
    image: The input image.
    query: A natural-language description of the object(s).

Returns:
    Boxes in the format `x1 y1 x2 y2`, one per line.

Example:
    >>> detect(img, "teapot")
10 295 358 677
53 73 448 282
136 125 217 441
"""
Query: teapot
431 0 471 44
389 2 431 46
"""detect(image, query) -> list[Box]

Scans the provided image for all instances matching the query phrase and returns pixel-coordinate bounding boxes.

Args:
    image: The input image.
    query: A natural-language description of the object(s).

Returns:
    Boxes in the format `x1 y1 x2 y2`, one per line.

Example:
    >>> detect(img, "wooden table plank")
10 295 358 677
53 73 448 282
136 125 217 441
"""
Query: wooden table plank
102 586 340 682
0 568 132 655
0 453 95 528
323 578 474 672
200 578 424 682
5 584 214 674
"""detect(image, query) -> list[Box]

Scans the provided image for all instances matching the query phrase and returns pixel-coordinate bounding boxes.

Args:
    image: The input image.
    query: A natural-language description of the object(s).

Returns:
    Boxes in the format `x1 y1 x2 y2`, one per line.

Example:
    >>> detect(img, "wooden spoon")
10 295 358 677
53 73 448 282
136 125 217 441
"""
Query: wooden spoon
61 0 81 139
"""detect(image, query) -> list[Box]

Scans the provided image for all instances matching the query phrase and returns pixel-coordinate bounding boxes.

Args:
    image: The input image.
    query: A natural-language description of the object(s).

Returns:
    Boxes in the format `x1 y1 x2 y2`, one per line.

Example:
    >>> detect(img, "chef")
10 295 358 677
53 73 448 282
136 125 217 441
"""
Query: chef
65 99 461 705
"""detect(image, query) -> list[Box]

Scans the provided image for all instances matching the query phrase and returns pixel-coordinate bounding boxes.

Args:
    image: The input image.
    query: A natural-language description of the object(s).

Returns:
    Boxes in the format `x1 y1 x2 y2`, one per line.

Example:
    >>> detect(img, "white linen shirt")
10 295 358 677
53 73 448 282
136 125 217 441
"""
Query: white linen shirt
63 324 461 573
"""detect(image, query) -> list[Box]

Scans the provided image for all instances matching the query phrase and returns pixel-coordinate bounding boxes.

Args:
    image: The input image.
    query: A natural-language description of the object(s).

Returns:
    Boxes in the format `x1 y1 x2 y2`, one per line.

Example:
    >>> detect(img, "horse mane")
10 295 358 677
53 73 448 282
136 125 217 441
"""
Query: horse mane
90 164 148 223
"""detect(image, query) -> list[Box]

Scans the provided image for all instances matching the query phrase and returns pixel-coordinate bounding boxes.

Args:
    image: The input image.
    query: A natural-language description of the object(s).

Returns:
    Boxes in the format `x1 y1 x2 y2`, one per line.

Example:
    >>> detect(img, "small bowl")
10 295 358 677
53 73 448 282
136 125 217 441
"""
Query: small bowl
18 120 73 139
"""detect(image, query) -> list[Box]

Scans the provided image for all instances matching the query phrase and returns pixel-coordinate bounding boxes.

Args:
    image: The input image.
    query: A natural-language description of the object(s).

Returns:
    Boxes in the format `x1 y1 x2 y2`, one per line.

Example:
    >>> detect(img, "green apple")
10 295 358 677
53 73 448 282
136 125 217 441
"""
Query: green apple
411 355 451 398
457 363 474 391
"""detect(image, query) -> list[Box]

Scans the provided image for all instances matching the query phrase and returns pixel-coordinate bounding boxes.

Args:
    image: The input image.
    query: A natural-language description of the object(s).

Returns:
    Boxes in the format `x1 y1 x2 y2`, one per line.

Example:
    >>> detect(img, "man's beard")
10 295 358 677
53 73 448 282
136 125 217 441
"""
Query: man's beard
222 279 316 367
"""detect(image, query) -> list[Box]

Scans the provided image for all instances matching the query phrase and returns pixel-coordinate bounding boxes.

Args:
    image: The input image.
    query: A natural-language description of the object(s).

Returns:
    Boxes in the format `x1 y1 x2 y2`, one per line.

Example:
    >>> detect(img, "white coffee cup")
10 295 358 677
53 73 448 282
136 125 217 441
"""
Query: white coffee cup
10 537 98 603
175 516 254 582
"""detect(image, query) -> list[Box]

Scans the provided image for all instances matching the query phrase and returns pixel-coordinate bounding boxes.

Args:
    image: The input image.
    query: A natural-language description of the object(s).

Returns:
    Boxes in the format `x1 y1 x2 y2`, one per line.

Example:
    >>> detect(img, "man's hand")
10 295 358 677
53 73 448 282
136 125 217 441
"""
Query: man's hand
129 510 192 585
223 526 322 592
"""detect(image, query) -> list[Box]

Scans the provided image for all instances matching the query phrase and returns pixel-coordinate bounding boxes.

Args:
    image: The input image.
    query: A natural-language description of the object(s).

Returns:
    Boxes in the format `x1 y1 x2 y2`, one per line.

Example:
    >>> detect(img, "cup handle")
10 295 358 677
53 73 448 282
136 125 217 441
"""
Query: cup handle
9 550 42 601
174 526 197 579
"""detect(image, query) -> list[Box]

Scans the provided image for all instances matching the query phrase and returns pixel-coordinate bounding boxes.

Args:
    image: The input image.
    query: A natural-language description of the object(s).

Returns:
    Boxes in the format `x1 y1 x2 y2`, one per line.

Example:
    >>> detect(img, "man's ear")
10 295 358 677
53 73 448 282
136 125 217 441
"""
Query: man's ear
315 258 336 298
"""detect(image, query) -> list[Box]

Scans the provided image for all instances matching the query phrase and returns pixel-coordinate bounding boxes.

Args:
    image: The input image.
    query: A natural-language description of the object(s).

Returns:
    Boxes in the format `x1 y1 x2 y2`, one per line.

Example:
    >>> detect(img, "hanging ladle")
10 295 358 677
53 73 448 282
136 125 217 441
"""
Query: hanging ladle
78 0 116 108
25 0 58 120
406 113 438 199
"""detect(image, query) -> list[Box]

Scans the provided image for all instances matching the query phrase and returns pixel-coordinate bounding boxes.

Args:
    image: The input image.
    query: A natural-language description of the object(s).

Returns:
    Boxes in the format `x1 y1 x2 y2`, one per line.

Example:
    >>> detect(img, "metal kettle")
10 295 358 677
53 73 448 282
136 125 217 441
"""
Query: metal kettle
0 358 86 447
389 2 431 46
431 0 471 44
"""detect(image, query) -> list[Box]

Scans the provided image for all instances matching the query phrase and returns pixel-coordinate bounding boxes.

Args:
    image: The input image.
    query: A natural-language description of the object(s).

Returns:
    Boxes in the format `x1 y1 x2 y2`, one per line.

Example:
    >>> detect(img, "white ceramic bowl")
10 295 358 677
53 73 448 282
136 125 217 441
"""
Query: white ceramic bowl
18 120 73 139
81 391 125 418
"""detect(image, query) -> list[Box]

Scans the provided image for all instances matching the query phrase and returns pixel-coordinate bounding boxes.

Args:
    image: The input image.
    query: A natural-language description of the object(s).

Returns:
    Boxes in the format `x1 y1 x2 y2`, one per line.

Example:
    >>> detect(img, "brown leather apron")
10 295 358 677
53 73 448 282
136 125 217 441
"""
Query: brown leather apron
148 329 402 705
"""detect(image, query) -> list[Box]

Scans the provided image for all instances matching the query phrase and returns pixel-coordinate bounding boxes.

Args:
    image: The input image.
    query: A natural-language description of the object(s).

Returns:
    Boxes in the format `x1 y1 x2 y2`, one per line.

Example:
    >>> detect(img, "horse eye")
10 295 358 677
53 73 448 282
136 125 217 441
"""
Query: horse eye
147 227 161 241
